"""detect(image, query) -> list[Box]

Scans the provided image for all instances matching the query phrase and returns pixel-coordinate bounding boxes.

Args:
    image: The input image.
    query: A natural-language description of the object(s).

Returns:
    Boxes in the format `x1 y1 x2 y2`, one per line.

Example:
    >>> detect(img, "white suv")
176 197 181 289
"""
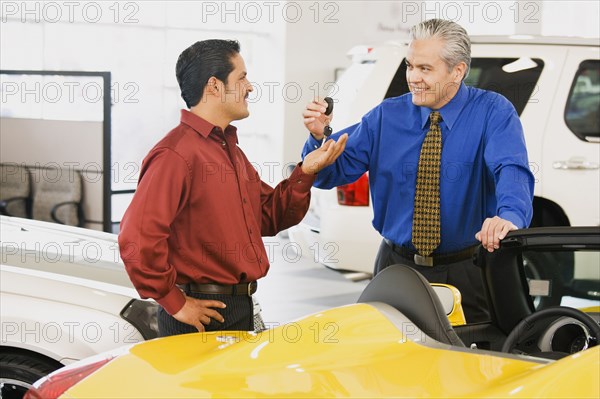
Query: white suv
289 36 600 275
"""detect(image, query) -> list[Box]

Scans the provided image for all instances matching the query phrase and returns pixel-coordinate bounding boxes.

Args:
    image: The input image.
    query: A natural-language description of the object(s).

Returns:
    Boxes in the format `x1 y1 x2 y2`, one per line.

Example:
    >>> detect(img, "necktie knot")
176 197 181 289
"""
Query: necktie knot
430 111 441 126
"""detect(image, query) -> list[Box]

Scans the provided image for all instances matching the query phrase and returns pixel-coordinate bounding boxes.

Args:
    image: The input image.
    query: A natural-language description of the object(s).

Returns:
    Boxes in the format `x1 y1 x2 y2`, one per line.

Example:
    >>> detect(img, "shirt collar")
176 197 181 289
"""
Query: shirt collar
180 109 238 142
419 82 468 130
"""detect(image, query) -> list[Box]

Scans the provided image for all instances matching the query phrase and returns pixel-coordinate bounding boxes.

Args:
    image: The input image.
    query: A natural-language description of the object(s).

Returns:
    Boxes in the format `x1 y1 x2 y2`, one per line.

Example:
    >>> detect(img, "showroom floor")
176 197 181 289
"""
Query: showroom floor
254 234 371 326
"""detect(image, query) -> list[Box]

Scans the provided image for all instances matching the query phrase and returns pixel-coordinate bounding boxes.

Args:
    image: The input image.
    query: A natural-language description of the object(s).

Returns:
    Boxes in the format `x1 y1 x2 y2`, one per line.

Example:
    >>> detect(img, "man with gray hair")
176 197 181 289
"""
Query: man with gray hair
300 19 534 323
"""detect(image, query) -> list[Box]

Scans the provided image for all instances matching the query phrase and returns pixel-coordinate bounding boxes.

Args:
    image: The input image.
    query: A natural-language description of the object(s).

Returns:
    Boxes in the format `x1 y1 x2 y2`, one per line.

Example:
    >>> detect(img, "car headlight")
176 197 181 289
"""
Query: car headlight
120 299 159 340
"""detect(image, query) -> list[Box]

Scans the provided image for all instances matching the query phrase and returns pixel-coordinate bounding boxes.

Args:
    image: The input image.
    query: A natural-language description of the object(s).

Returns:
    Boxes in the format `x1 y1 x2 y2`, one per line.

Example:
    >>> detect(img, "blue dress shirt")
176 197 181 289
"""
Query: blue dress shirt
302 83 534 253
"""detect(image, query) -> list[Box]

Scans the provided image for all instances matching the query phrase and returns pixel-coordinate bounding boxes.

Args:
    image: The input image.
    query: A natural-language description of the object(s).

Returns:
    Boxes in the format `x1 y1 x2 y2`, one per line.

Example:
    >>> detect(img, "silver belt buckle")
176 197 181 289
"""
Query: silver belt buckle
414 254 434 267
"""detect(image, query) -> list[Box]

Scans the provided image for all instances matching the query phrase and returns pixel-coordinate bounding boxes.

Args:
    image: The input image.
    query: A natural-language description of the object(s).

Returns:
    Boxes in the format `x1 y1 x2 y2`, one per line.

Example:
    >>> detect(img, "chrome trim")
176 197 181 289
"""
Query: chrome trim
538 316 592 353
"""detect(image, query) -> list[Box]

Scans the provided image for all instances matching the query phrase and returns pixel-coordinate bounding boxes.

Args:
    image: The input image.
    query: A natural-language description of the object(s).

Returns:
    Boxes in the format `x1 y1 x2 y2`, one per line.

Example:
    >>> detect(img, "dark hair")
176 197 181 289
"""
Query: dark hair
175 39 240 108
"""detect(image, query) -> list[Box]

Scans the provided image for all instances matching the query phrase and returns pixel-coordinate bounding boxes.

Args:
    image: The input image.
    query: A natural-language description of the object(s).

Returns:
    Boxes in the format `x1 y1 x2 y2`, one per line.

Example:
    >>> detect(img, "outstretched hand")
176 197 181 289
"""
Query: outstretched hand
301 133 348 175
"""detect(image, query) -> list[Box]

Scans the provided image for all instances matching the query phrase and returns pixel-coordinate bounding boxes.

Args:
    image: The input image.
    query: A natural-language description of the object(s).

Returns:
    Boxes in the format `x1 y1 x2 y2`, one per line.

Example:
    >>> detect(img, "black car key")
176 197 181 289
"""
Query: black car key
323 97 334 138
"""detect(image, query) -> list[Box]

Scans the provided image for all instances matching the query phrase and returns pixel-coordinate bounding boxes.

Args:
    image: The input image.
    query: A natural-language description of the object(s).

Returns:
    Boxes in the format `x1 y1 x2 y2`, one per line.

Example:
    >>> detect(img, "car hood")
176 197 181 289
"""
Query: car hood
61 303 599 398
0 216 138 299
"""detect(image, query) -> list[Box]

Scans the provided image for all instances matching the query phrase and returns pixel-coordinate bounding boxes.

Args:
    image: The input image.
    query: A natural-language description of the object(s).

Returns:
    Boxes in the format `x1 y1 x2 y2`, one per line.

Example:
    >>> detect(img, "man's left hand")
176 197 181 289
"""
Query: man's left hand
475 216 518 252
301 133 348 175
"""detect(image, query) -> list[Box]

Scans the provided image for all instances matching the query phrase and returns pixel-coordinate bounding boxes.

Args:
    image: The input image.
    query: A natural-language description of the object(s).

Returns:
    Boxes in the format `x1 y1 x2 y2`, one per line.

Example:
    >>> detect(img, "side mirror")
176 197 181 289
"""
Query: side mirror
431 283 466 326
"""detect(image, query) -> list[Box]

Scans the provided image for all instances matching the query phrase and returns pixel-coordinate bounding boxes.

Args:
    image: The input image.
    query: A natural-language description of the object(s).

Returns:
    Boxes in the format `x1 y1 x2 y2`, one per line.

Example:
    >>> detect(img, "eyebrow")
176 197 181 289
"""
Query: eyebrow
406 60 434 69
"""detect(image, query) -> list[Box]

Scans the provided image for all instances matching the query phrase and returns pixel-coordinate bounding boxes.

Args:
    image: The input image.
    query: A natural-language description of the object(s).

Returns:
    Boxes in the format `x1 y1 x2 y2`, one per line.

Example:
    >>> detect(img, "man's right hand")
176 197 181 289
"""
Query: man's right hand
172 296 226 332
303 98 333 140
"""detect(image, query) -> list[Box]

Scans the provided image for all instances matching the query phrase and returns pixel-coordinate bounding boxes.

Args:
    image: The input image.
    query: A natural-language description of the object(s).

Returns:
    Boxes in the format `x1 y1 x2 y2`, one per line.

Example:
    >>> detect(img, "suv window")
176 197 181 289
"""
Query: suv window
385 58 545 116
565 60 600 141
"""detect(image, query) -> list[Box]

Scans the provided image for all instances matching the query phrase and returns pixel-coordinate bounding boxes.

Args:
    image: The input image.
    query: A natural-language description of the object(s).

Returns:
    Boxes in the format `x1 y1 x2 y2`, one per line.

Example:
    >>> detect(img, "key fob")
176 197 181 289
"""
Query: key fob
323 97 334 137
324 97 334 116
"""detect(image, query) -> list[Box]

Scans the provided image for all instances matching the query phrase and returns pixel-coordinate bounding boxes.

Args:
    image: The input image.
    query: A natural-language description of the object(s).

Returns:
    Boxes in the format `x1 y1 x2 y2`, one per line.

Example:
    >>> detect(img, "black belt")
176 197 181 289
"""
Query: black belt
178 281 257 296
384 239 476 267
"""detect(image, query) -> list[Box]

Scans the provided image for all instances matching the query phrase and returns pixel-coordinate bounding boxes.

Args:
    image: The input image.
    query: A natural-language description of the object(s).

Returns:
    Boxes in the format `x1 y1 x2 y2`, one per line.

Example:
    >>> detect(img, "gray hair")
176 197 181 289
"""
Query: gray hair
409 19 471 80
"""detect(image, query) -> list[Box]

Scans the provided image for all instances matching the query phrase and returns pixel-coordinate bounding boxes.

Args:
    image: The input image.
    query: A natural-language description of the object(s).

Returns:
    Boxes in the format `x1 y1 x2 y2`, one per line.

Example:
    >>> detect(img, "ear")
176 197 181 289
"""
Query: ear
205 77 220 96
454 62 467 82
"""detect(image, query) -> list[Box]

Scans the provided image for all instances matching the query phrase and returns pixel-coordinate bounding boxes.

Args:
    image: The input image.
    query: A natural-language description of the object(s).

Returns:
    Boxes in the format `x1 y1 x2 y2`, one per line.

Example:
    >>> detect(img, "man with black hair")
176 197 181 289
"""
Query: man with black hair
119 39 348 337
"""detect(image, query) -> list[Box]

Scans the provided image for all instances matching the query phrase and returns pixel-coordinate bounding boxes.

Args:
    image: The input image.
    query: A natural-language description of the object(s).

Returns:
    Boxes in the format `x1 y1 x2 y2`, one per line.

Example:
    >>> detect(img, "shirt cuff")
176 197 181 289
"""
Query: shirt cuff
289 162 317 193
308 133 323 149
498 211 525 229
156 285 186 315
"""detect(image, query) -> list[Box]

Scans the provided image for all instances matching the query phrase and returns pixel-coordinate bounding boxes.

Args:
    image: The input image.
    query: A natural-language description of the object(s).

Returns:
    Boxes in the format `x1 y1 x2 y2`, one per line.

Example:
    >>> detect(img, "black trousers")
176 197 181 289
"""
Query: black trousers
158 290 254 337
374 239 490 324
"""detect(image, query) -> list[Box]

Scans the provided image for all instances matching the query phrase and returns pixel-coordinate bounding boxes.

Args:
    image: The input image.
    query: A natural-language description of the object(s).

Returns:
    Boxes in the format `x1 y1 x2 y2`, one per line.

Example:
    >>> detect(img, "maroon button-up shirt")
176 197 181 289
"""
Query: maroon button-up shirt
119 110 315 314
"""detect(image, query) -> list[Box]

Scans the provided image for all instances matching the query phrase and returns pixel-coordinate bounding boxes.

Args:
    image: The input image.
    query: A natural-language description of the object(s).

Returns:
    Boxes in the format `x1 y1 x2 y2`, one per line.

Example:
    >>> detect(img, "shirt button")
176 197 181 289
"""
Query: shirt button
221 141 226 146
243 198 247 204
249 228 253 234
296 179 302 184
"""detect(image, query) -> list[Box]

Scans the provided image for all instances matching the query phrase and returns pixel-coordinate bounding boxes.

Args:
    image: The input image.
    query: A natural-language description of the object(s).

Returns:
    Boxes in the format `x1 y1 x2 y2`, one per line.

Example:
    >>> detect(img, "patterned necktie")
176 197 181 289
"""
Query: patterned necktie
412 111 442 256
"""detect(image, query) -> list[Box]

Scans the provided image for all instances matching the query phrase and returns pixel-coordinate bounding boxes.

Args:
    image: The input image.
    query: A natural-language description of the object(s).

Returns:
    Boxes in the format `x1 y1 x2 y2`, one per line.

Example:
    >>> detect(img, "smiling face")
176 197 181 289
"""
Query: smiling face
219 53 253 121
406 37 466 110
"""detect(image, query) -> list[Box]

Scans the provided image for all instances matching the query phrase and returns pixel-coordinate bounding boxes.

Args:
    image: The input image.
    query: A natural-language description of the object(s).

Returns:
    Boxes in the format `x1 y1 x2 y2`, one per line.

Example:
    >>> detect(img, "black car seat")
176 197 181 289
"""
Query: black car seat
358 264 465 347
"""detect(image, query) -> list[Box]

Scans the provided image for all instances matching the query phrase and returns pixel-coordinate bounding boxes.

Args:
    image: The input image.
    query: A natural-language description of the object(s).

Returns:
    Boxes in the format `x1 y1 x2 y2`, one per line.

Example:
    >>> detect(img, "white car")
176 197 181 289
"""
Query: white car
289 36 600 275
0 216 158 398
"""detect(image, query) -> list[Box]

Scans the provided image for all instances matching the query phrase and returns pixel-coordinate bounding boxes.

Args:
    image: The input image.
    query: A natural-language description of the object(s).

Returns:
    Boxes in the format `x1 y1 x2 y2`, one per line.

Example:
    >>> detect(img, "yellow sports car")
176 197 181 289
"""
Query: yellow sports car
25 227 600 398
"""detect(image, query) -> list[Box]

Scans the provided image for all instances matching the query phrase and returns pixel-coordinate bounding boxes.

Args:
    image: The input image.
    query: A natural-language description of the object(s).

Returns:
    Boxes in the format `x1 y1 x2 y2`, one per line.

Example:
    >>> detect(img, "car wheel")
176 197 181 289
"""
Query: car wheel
0 352 62 399
523 252 564 309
